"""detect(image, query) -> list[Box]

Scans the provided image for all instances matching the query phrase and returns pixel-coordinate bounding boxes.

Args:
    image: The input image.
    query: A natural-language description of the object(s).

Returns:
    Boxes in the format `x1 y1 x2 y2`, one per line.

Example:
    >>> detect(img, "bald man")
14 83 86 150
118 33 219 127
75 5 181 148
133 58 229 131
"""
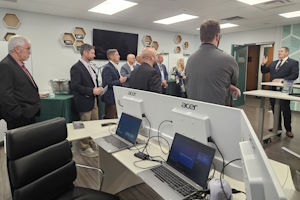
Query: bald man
135 55 142 68
129 48 161 93
120 54 137 87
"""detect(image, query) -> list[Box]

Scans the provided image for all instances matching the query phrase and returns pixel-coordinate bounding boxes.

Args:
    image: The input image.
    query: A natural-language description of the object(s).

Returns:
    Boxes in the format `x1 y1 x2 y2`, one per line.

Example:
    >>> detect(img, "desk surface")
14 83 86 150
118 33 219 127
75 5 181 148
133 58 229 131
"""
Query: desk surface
67 119 299 199
261 82 300 89
244 89 300 102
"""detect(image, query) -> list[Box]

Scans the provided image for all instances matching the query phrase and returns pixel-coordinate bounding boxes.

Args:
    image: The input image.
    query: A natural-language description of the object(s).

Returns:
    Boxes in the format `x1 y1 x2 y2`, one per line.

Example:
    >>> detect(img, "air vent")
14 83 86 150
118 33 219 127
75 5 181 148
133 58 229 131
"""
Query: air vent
221 16 245 21
255 0 294 9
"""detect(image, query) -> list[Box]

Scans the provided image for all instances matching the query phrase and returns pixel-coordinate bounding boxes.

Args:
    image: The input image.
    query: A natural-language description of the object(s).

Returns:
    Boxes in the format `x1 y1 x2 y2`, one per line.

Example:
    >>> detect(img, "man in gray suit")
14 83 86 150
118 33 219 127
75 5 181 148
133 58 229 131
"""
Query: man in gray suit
185 19 240 106
120 54 136 87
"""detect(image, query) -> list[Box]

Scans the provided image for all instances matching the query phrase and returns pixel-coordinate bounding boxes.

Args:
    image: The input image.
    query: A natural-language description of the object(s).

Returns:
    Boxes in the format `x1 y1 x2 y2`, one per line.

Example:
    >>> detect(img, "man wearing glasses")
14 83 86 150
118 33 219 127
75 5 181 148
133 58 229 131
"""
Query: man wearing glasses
0 35 40 129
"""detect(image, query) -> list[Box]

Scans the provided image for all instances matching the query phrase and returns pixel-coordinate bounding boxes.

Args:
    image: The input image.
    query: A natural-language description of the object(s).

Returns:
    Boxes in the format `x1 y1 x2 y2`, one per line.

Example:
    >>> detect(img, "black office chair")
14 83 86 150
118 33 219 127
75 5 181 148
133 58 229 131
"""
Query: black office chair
6 117 119 200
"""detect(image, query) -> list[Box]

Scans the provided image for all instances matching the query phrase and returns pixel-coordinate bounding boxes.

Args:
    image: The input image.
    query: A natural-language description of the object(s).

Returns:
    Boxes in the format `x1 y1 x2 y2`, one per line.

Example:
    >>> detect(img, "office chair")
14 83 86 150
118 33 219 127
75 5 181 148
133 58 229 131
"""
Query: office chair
6 117 119 200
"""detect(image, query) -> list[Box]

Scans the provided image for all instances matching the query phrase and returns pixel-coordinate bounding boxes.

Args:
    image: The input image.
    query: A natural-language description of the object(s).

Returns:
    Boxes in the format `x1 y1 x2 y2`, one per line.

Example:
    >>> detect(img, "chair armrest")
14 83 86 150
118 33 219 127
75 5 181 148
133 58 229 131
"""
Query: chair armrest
76 164 104 191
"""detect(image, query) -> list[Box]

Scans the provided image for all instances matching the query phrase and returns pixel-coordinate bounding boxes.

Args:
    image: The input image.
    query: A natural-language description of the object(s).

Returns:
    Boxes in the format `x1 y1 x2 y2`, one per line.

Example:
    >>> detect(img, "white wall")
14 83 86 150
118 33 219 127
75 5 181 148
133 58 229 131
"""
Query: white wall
219 27 282 56
0 8 197 91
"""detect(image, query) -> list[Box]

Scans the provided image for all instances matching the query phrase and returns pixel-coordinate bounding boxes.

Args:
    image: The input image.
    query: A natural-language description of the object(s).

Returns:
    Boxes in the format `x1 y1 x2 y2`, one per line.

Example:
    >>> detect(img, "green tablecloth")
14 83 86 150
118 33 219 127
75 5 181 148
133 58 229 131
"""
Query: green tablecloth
36 94 78 123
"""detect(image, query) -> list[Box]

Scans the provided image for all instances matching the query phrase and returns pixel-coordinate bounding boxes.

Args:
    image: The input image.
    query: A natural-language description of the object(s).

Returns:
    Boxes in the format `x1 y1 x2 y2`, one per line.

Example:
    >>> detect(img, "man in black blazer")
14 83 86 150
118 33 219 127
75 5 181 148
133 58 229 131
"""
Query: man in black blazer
261 47 299 138
0 35 40 130
129 47 162 93
101 49 127 119
70 44 104 157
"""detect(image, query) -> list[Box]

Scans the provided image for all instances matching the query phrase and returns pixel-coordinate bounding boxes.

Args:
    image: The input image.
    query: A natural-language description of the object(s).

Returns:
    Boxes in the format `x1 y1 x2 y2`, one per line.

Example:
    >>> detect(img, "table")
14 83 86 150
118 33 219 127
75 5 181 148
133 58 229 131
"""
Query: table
37 94 78 123
261 81 300 89
66 119 299 199
243 90 300 143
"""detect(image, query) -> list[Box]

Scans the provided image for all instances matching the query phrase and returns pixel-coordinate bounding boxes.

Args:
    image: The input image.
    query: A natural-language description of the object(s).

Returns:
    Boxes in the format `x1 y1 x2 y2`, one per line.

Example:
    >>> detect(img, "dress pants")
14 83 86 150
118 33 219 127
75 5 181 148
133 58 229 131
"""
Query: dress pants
270 98 292 132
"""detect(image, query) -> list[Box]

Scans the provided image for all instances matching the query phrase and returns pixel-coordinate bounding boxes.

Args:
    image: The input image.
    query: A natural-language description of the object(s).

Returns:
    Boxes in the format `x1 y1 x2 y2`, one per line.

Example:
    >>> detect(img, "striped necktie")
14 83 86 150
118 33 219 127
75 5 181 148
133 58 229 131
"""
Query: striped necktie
20 62 36 87
275 60 282 71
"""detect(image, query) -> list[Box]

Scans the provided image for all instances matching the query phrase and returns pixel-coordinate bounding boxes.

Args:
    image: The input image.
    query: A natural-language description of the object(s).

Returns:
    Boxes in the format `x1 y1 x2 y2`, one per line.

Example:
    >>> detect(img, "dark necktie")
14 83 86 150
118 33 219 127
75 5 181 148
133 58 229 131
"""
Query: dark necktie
20 62 36 87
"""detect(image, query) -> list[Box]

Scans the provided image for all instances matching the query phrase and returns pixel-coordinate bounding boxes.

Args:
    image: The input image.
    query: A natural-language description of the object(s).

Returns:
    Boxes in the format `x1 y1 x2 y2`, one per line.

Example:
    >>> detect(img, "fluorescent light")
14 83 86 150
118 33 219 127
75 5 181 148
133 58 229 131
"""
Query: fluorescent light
220 23 239 29
154 14 198 25
89 0 137 15
196 23 238 30
279 10 300 18
237 0 273 5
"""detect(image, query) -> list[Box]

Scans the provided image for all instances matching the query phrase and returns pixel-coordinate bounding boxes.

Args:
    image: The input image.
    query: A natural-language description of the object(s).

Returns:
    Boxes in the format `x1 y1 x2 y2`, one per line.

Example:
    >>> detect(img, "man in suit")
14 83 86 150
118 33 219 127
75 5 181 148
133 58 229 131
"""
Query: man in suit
129 47 161 93
135 54 142 68
261 47 299 138
102 49 127 119
120 54 137 87
155 54 168 94
0 35 40 130
185 19 240 106
70 44 104 157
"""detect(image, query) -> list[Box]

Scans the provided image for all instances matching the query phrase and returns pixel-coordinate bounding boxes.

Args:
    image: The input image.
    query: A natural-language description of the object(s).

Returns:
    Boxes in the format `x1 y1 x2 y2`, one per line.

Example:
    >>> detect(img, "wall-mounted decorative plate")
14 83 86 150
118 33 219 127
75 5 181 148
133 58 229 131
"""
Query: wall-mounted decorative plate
183 41 189 49
152 41 159 50
174 34 182 44
143 35 152 46
175 46 181 53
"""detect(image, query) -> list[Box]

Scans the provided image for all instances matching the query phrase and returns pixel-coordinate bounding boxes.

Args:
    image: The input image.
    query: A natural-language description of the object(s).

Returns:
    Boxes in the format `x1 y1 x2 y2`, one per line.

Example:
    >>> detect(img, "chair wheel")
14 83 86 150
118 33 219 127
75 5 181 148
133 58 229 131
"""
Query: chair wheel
263 138 272 144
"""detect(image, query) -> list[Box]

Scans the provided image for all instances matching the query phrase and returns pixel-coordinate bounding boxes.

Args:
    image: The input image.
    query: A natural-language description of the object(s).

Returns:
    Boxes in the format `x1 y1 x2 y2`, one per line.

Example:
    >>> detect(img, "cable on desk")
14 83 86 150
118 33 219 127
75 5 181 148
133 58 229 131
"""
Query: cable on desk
220 158 242 200
207 162 216 183
157 120 173 155
208 136 225 177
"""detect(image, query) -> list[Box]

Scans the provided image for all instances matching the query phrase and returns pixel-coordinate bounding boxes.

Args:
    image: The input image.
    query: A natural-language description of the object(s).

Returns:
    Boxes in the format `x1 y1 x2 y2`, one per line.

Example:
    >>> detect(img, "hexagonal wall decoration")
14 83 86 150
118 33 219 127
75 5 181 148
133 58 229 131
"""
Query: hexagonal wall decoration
74 40 84 51
74 27 86 40
62 33 75 46
4 32 16 41
3 13 21 28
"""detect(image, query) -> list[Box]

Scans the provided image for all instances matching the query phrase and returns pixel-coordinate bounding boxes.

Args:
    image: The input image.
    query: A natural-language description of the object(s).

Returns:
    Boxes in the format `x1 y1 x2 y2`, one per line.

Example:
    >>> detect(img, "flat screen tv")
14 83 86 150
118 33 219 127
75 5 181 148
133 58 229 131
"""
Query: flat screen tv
93 29 138 60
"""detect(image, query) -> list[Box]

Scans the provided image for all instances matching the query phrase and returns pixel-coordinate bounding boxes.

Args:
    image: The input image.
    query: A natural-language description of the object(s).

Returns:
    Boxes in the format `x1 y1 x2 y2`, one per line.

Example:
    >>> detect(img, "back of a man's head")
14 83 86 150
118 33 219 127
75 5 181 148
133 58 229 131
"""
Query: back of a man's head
141 47 156 66
200 20 220 43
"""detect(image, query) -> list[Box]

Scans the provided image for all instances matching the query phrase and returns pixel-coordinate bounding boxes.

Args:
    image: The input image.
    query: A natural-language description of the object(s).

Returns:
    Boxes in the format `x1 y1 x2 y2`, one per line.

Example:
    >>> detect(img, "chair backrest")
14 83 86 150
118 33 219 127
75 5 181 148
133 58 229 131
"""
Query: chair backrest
6 117 76 200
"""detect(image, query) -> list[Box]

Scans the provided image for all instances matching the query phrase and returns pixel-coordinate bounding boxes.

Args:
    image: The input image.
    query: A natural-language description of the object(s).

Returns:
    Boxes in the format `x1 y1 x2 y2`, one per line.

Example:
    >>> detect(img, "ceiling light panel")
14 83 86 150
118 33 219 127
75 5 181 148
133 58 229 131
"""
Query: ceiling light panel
89 0 137 15
154 14 198 25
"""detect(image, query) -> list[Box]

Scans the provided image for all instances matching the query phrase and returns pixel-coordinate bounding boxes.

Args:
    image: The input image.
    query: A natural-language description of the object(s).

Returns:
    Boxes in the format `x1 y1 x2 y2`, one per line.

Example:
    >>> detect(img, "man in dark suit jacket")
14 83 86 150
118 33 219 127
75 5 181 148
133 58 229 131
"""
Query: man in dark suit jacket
129 47 161 93
261 47 299 138
120 54 137 87
155 54 168 94
70 44 104 157
101 49 127 119
0 35 40 130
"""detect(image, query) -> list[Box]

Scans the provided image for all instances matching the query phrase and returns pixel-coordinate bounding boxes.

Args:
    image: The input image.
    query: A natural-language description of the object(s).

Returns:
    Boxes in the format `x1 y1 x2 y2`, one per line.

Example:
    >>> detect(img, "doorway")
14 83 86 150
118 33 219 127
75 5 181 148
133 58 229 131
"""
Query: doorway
246 45 260 91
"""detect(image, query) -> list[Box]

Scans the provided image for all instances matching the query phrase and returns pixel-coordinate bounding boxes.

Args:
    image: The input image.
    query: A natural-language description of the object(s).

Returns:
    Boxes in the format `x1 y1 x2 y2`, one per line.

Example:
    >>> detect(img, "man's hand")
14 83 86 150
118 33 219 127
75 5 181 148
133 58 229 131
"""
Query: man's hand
262 56 268 65
230 85 241 97
93 87 103 96
119 76 127 84
39 93 48 98
162 80 168 88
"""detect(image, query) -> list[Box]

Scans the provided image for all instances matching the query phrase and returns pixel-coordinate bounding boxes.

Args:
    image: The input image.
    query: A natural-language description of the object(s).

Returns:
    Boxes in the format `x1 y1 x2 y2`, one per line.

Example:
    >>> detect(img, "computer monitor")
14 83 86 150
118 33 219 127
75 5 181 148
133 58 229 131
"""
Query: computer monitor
239 111 286 200
114 86 243 180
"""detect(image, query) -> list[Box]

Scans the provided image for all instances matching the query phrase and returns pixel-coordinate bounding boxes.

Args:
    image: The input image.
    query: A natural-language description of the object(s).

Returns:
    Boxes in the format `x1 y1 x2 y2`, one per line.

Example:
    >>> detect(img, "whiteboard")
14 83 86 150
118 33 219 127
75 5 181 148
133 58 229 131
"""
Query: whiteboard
0 41 33 74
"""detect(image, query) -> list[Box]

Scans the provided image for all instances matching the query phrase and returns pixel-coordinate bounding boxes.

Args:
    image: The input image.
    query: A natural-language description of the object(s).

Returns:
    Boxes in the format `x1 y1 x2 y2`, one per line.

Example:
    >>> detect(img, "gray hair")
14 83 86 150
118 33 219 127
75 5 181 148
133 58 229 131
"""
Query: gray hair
8 35 30 53
80 43 94 55
106 49 118 59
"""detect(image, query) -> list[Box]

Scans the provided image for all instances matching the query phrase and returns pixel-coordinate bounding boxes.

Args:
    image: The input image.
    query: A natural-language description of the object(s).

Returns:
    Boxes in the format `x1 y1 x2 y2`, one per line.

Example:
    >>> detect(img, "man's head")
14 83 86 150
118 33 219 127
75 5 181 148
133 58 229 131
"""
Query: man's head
141 47 157 67
127 54 135 65
278 47 289 60
200 20 221 47
157 54 164 64
8 35 31 62
107 49 120 64
136 55 142 64
80 44 95 62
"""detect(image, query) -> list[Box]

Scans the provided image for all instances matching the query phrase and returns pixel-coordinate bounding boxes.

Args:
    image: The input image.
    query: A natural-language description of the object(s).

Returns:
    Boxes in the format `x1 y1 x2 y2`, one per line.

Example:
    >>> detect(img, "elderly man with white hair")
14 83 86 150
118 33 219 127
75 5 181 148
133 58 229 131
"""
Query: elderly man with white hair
0 35 40 130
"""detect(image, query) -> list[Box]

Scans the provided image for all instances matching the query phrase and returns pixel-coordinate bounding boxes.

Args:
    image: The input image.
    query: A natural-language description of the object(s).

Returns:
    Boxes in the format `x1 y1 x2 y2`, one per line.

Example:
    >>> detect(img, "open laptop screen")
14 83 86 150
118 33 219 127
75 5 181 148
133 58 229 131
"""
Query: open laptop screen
116 113 142 144
167 133 215 188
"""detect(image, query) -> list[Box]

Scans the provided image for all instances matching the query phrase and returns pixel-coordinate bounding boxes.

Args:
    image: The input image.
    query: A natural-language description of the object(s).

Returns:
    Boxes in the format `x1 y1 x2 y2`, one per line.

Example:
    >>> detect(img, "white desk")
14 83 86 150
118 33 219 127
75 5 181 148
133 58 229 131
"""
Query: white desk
244 90 300 143
67 120 299 199
261 81 300 89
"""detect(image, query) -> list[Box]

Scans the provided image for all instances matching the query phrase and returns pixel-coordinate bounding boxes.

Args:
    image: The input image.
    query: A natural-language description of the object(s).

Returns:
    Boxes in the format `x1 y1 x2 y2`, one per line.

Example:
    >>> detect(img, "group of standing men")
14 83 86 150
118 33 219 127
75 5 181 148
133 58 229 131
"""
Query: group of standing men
0 19 298 157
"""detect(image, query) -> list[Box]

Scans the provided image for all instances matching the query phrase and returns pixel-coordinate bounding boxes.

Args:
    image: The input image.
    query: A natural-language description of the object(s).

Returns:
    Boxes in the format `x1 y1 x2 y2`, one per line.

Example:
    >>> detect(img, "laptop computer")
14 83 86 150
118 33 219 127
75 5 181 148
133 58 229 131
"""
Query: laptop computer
138 133 215 200
94 113 142 153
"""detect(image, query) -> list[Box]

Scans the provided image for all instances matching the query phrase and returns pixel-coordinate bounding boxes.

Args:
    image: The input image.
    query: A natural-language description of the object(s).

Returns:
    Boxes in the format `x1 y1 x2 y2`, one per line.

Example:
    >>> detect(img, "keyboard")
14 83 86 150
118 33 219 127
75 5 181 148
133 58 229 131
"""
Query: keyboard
151 165 197 197
104 136 128 149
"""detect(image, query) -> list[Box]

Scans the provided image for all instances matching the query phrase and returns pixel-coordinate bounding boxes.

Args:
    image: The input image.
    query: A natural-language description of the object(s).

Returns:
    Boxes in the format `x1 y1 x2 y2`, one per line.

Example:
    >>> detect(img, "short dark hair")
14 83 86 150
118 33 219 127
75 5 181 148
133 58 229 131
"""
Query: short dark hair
281 46 289 54
80 44 94 55
106 49 118 59
200 20 221 43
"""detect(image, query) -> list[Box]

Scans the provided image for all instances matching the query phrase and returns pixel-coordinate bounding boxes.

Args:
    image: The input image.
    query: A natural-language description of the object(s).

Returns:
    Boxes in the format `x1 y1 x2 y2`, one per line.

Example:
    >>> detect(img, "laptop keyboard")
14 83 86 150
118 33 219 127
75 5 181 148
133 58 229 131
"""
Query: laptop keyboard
104 136 128 149
151 165 197 197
